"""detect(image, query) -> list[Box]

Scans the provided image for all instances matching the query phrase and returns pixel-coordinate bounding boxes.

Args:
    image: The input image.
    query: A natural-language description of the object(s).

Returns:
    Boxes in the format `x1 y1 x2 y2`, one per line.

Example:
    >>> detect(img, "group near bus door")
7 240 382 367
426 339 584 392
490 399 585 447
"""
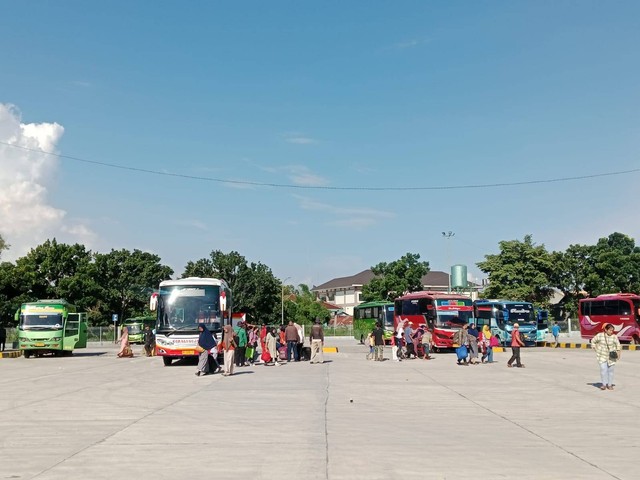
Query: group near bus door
579 293 640 344
394 291 474 350
150 277 232 366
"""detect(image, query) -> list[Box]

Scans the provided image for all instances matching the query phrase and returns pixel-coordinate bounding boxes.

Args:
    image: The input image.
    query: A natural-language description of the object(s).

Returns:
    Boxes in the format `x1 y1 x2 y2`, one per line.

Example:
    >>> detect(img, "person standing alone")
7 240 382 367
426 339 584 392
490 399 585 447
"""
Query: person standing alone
507 323 525 368
309 318 324 364
143 325 155 357
552 322 561 348
590 323 621 390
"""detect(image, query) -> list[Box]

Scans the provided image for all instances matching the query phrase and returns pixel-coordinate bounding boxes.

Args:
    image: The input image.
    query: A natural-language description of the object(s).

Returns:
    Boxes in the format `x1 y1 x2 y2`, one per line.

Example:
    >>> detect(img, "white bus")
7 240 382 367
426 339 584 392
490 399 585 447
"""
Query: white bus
150 277 232 366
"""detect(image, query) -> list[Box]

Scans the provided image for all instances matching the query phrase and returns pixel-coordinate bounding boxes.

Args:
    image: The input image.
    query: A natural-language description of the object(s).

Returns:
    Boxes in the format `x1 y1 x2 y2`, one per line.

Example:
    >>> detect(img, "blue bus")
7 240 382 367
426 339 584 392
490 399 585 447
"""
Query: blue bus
473 300 538 346
536 309 549 342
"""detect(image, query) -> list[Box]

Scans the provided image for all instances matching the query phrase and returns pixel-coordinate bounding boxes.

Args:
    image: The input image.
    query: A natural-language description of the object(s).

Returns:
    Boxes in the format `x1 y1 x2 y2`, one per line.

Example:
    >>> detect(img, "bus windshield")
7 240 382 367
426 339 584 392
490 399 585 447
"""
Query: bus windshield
384 307 395 327
506 305 536 325
20 313 64 330
157 285 222 333
126 323 142 334
436 311 473 328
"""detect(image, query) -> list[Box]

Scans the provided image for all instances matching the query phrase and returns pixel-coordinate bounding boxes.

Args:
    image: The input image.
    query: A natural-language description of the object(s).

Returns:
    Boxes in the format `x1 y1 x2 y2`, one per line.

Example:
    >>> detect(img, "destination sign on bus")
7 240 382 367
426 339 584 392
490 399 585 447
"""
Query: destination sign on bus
435 299 472 307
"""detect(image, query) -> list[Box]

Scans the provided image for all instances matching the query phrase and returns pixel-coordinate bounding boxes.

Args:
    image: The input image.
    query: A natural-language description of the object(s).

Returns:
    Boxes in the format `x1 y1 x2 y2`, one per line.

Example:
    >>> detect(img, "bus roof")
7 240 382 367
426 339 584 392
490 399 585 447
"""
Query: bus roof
159 277 228 288
581 293 640 301
24 299 72 307
355 301 393 308
396 291 471 301
475 299 533 305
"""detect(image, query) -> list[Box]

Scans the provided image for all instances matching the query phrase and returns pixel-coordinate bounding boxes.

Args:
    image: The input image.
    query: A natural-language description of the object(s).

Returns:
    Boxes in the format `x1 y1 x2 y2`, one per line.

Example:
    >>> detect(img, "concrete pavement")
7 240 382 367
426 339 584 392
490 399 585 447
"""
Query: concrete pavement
1 340 638 479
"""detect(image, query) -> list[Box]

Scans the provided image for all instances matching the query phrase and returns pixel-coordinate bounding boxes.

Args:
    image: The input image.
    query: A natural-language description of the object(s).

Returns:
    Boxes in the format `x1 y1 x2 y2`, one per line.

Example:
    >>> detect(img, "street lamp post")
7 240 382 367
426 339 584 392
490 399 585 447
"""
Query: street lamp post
281 277 291 325
442 231 455 293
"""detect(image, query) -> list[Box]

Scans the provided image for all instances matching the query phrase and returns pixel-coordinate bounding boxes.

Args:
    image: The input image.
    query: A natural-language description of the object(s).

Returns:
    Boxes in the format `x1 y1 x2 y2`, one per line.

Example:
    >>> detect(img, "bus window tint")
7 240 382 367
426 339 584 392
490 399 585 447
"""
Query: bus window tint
401 299 430 315
436 311 472 327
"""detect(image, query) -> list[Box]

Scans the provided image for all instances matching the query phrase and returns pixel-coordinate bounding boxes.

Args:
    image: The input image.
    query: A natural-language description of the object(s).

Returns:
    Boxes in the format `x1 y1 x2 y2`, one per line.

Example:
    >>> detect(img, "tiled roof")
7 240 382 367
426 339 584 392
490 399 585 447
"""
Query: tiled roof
313 269 480 292
321 301 342 310
313 269 376 291
313 269 452 290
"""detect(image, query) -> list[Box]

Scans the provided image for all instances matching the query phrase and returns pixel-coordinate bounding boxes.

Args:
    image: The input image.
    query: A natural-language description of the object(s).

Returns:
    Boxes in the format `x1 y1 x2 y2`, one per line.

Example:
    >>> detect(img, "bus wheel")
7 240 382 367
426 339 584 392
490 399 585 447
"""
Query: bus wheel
632 335 640 345
163 357 173 367
23 350 31 359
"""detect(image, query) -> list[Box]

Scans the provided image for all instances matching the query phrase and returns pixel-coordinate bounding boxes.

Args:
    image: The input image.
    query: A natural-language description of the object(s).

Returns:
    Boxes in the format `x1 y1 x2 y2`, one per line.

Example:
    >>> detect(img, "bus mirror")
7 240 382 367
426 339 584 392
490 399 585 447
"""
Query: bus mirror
150 293 158 312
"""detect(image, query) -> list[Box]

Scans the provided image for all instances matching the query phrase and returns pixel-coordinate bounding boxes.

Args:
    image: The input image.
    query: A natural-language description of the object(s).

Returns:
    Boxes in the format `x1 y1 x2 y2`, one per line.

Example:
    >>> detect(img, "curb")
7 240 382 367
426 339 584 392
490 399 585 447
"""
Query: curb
0 350 22 359
323 347 339 353
540 342 639 350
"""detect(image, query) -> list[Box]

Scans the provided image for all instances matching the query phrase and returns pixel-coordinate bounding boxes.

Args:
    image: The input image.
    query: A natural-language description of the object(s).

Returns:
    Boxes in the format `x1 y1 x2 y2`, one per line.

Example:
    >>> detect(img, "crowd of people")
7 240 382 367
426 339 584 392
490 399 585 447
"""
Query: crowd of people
112 316 624 391
194 318 326 377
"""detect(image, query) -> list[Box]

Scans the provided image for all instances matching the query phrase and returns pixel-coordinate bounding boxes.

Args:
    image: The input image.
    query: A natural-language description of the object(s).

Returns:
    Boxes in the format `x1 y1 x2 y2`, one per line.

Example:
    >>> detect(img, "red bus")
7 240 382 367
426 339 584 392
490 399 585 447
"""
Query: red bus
579 293 640 344
394 291 474 350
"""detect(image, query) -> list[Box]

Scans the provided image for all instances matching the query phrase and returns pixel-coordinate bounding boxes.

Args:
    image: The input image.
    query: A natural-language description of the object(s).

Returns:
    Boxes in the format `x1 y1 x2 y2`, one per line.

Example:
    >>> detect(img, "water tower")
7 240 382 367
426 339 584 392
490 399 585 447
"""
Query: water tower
451 264 468 290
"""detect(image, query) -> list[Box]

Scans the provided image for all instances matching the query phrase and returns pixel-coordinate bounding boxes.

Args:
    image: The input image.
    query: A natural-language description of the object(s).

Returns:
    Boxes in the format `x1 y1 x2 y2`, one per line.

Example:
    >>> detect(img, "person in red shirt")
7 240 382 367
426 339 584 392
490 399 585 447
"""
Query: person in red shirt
507 323 525 368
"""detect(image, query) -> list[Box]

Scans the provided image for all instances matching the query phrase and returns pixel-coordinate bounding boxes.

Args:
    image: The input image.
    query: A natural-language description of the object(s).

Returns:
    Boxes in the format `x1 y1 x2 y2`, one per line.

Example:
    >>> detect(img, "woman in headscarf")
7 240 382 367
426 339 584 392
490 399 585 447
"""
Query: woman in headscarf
220 324 237 376
195 324 217 376
590 323 622 390
480 325 492 363
117 325 133 358
265 327 281 366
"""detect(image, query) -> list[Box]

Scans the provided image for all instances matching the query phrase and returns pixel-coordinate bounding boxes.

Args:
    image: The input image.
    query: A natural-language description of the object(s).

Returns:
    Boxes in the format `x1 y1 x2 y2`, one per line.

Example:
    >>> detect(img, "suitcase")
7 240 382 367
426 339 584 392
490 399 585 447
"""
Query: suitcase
301 346 311 361
278 346 288 361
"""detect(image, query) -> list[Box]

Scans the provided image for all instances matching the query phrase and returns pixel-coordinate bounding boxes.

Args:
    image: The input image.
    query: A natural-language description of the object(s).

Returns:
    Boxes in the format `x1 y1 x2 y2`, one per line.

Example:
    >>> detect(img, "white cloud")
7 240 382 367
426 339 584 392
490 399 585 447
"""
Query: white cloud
293 194 395 229
282 132 318 145
285 136 317 145
384 38 430 51
0 103 96 260
286 165 329 187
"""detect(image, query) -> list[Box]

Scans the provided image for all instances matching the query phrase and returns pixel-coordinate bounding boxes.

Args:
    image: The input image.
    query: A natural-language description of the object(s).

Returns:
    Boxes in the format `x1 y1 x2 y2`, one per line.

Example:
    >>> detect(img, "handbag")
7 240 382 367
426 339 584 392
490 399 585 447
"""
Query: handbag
605 334 618 361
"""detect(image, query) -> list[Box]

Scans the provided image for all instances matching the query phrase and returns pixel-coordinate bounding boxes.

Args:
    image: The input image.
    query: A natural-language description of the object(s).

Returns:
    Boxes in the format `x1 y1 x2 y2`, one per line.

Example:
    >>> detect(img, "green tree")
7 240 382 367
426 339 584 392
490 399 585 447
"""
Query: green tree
477 235 553 304
286 284 330 326
361 253 429 302
0 233 8 259
584 233 640 295
92 249 173 325
0 261 28 325
13 239 98 310
183 250 281 323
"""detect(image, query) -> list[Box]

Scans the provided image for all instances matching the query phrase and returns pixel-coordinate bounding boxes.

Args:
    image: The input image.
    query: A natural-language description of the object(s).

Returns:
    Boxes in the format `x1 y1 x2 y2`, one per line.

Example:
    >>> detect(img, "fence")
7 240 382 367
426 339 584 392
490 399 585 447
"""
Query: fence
323 325 353 337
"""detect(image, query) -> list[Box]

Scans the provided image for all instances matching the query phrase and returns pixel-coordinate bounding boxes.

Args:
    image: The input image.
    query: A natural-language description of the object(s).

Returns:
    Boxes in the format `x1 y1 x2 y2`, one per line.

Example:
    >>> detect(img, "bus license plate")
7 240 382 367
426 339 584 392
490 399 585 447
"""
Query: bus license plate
182 350 195 355
35 343 45 347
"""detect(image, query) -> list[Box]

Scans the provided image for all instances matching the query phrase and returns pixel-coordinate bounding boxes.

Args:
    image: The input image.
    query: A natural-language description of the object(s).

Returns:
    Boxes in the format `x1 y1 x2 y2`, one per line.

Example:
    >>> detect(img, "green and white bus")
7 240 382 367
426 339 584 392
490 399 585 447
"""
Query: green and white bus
353 301 394 344
123 316 156 344
15 299 88 358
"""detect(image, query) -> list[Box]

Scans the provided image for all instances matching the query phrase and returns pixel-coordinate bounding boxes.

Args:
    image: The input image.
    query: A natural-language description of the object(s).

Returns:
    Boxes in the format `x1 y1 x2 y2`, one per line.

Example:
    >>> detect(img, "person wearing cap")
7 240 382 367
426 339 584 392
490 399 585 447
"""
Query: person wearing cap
507 323 525 368
309 318 324 364
590 323 621 390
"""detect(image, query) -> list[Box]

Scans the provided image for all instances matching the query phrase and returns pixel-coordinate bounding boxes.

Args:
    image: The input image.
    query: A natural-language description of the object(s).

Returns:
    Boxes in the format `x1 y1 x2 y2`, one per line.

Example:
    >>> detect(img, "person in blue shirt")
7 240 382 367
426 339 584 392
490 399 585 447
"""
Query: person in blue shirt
551 323 561 348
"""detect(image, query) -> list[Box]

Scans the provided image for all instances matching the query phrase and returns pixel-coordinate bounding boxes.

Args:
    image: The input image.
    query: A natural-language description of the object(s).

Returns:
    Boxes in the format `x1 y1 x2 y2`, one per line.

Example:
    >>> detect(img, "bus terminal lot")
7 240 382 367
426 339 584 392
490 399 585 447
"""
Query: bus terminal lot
1 342 639 480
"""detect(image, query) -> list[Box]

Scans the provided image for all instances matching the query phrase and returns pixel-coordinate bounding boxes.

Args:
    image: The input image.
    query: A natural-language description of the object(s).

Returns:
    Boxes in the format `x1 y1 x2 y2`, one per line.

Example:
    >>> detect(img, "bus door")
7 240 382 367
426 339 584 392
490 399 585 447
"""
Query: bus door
77 313 88 348
65 313 81 350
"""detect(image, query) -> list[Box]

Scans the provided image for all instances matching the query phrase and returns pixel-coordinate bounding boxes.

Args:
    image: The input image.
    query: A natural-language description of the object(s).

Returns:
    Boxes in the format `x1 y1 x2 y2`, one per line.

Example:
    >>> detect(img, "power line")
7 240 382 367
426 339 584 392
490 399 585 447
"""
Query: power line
1 140 639 191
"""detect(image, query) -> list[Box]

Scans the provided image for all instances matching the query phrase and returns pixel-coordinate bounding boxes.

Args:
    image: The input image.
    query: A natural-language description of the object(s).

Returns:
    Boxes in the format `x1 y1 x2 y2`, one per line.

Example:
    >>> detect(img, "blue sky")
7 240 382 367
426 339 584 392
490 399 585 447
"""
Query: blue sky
1 1 639 288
